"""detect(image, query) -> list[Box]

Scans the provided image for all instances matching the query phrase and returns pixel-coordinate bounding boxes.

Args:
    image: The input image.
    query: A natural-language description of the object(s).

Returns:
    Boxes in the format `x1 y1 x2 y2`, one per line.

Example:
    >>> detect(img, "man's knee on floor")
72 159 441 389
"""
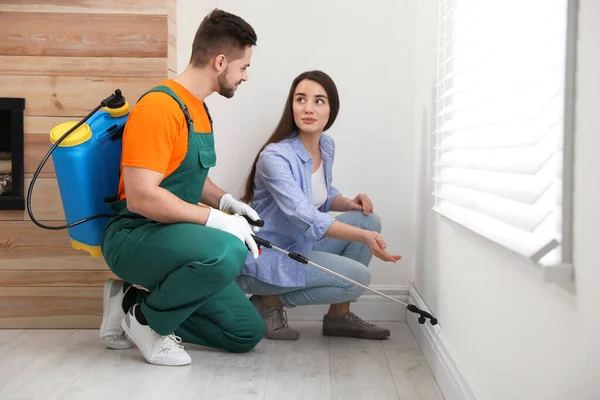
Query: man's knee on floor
228 310 265 353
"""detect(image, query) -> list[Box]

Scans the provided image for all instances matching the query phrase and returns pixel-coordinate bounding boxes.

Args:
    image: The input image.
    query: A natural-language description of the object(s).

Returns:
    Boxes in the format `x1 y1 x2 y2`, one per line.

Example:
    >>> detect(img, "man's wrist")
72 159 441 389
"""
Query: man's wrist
218 193 233 210
197 204 211 226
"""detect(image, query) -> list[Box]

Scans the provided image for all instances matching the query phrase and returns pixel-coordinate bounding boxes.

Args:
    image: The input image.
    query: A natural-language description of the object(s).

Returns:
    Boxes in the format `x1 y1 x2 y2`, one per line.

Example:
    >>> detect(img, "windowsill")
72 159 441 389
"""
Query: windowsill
433 207 576 295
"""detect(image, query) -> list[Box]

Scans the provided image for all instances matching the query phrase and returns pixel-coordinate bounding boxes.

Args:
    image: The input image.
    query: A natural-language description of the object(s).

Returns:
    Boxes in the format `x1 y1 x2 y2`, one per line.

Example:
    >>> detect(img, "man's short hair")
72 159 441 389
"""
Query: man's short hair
190 9 257 67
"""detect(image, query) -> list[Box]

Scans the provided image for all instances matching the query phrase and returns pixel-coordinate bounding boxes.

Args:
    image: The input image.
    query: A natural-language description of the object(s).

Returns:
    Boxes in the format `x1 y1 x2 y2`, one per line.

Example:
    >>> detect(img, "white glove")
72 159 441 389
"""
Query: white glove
205 208 259 259
219 193 260 225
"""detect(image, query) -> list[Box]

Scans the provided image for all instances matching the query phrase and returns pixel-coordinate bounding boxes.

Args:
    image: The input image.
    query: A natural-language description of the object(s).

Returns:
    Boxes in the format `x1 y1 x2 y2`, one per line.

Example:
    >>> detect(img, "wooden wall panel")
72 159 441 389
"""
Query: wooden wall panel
0 12 167 58
0 222 108 266
1 177 64 221
168 18 178 77
0 75 163 117
24 178 64 221
0 270 116 287
0 255 109 271
25 116 76 134
0 287 104 329
23 116 74 178
0 1 174 328
168 0 177 22
0 0 167 15
0 56 168 77
168 0 178 78
24 134 55 178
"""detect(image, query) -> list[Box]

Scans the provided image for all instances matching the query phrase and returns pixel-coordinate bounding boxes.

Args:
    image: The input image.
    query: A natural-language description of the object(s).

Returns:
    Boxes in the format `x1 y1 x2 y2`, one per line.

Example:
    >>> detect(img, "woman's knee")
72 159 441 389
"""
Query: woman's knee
345 211 382 233
342 263 372 298
364 212 382 233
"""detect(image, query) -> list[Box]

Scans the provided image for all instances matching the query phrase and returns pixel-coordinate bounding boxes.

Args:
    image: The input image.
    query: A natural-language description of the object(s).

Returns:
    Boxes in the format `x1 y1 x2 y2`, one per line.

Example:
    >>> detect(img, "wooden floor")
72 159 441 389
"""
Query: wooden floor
0 321 444 400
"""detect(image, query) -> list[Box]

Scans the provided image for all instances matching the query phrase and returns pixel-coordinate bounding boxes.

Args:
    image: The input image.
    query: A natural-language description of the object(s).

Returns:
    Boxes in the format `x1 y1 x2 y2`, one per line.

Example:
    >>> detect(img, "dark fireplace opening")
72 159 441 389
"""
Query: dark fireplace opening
0 98 25 210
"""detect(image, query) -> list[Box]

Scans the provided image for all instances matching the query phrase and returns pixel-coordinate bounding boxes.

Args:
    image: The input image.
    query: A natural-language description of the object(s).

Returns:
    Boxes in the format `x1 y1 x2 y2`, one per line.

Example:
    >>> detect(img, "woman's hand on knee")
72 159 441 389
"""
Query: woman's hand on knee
361 231 402 263
349 193 374 215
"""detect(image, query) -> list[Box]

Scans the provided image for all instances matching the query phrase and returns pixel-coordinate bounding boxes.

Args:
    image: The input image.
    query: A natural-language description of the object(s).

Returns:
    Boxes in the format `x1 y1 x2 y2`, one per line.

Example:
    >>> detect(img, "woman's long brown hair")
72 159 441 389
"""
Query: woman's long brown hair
241 70 340 203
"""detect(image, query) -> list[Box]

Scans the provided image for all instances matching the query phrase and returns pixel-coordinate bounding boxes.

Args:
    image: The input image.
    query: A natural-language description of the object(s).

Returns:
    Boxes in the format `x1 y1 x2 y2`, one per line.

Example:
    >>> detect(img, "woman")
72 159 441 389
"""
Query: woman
237 70 401 340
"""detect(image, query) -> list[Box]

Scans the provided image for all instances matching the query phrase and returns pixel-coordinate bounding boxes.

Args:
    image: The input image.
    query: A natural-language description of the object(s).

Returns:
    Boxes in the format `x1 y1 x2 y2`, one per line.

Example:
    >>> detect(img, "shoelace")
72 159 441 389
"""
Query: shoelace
267 307 290 331
160 334 184 352
345 312 376 328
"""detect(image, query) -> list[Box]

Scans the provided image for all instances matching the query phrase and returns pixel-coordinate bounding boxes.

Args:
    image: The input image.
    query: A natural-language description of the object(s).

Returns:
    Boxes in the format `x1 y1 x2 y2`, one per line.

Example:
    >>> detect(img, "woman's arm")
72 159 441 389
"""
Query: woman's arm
327 191 397 261
324 220 400 263
329 195 352 212
324 219 364 242
330 194 374 215
257 149 400 263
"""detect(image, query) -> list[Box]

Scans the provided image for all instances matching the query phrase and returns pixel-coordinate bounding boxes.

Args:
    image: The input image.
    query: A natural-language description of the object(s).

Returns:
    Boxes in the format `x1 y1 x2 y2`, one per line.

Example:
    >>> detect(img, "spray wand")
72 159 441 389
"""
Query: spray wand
242 217 438 326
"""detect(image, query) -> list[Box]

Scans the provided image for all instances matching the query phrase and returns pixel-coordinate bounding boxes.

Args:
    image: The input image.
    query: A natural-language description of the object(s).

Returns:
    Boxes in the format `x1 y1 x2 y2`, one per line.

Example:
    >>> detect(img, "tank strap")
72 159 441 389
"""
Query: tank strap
138 85 194 132
203 101 213 132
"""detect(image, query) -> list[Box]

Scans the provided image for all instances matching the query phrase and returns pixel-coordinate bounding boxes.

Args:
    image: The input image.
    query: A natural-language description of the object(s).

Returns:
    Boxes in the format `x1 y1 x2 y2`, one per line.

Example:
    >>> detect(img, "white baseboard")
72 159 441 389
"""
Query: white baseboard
407 286 479 400
284 285 409 321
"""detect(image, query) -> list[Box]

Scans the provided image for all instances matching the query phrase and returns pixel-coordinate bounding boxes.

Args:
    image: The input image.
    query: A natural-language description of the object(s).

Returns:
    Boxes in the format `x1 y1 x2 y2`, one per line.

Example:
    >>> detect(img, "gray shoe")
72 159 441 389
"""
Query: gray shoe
322 312 391 340
250 295 300 340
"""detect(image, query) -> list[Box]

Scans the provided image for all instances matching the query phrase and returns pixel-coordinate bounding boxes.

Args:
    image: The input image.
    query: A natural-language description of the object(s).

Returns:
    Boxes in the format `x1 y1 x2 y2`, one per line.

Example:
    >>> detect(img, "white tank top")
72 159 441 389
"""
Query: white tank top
312 162 328 208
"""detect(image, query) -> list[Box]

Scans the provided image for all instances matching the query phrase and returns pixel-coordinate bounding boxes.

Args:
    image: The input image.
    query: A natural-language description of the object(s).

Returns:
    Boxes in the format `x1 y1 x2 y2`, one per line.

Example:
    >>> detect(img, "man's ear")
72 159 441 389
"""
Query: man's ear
213 54 227 73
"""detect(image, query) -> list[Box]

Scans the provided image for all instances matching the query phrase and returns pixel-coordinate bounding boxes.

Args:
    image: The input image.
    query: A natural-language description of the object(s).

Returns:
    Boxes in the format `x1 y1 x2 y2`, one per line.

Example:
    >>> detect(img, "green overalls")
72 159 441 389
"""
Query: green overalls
100 85 264 353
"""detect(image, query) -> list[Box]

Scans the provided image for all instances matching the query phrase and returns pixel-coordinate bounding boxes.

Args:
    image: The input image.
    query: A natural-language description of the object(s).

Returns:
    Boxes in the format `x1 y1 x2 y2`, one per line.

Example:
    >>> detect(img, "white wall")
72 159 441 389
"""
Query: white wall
413 1 600 399
176 0 416 287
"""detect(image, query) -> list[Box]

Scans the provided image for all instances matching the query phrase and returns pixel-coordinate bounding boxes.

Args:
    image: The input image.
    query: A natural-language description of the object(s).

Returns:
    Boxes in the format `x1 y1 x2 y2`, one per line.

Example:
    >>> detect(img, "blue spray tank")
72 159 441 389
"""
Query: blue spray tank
27 90 131 257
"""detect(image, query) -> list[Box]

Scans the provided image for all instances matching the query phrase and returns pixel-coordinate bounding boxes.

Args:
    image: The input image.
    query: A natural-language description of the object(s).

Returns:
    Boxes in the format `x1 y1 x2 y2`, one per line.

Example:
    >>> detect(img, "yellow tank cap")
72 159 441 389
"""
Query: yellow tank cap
71 239 103 258
50 121 92 147
103 101 130 118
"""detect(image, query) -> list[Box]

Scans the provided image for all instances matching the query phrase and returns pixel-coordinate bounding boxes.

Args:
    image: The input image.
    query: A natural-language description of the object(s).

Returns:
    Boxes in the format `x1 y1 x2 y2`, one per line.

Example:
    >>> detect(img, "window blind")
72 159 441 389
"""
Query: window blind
432 0 572 266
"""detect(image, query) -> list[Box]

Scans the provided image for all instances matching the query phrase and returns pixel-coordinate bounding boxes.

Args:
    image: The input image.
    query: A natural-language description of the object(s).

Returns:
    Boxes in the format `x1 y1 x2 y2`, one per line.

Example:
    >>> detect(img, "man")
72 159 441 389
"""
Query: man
98 9 264 366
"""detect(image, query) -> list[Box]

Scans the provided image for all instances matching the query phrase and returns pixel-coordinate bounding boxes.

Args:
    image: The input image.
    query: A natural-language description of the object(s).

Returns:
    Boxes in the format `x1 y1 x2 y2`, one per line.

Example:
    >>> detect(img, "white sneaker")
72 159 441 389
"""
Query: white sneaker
121 305 191 366
100 278 132 350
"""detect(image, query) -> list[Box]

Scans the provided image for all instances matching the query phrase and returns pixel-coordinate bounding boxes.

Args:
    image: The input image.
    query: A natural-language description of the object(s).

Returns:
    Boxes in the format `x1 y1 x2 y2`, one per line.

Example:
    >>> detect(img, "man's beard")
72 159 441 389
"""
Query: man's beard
217 69 238 98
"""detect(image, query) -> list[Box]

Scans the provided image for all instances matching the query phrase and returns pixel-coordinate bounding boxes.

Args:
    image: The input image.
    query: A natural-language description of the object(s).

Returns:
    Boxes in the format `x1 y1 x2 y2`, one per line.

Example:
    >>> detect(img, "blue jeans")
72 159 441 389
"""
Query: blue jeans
236 211 382 308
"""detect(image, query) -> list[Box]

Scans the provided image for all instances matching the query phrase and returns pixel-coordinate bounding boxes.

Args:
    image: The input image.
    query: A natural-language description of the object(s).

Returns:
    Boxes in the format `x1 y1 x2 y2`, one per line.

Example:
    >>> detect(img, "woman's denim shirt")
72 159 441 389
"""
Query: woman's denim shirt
239 133 342 288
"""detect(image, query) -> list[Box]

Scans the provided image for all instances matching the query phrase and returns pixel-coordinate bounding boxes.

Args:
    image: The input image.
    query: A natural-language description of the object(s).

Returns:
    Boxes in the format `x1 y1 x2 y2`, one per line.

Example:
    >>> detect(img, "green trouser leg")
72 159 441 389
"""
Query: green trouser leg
101 220 265 352
136 281 264 353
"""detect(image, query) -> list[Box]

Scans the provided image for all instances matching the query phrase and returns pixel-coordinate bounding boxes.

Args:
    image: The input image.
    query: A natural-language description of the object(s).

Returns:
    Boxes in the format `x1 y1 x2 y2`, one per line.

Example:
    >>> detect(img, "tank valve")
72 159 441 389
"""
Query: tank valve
103 89 126 108
102 89 130 118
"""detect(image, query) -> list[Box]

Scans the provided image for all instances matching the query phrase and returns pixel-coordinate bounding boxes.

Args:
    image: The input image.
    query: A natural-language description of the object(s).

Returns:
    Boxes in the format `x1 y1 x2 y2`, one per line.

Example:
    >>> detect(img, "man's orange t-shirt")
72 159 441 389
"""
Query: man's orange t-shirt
117 79 213 200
